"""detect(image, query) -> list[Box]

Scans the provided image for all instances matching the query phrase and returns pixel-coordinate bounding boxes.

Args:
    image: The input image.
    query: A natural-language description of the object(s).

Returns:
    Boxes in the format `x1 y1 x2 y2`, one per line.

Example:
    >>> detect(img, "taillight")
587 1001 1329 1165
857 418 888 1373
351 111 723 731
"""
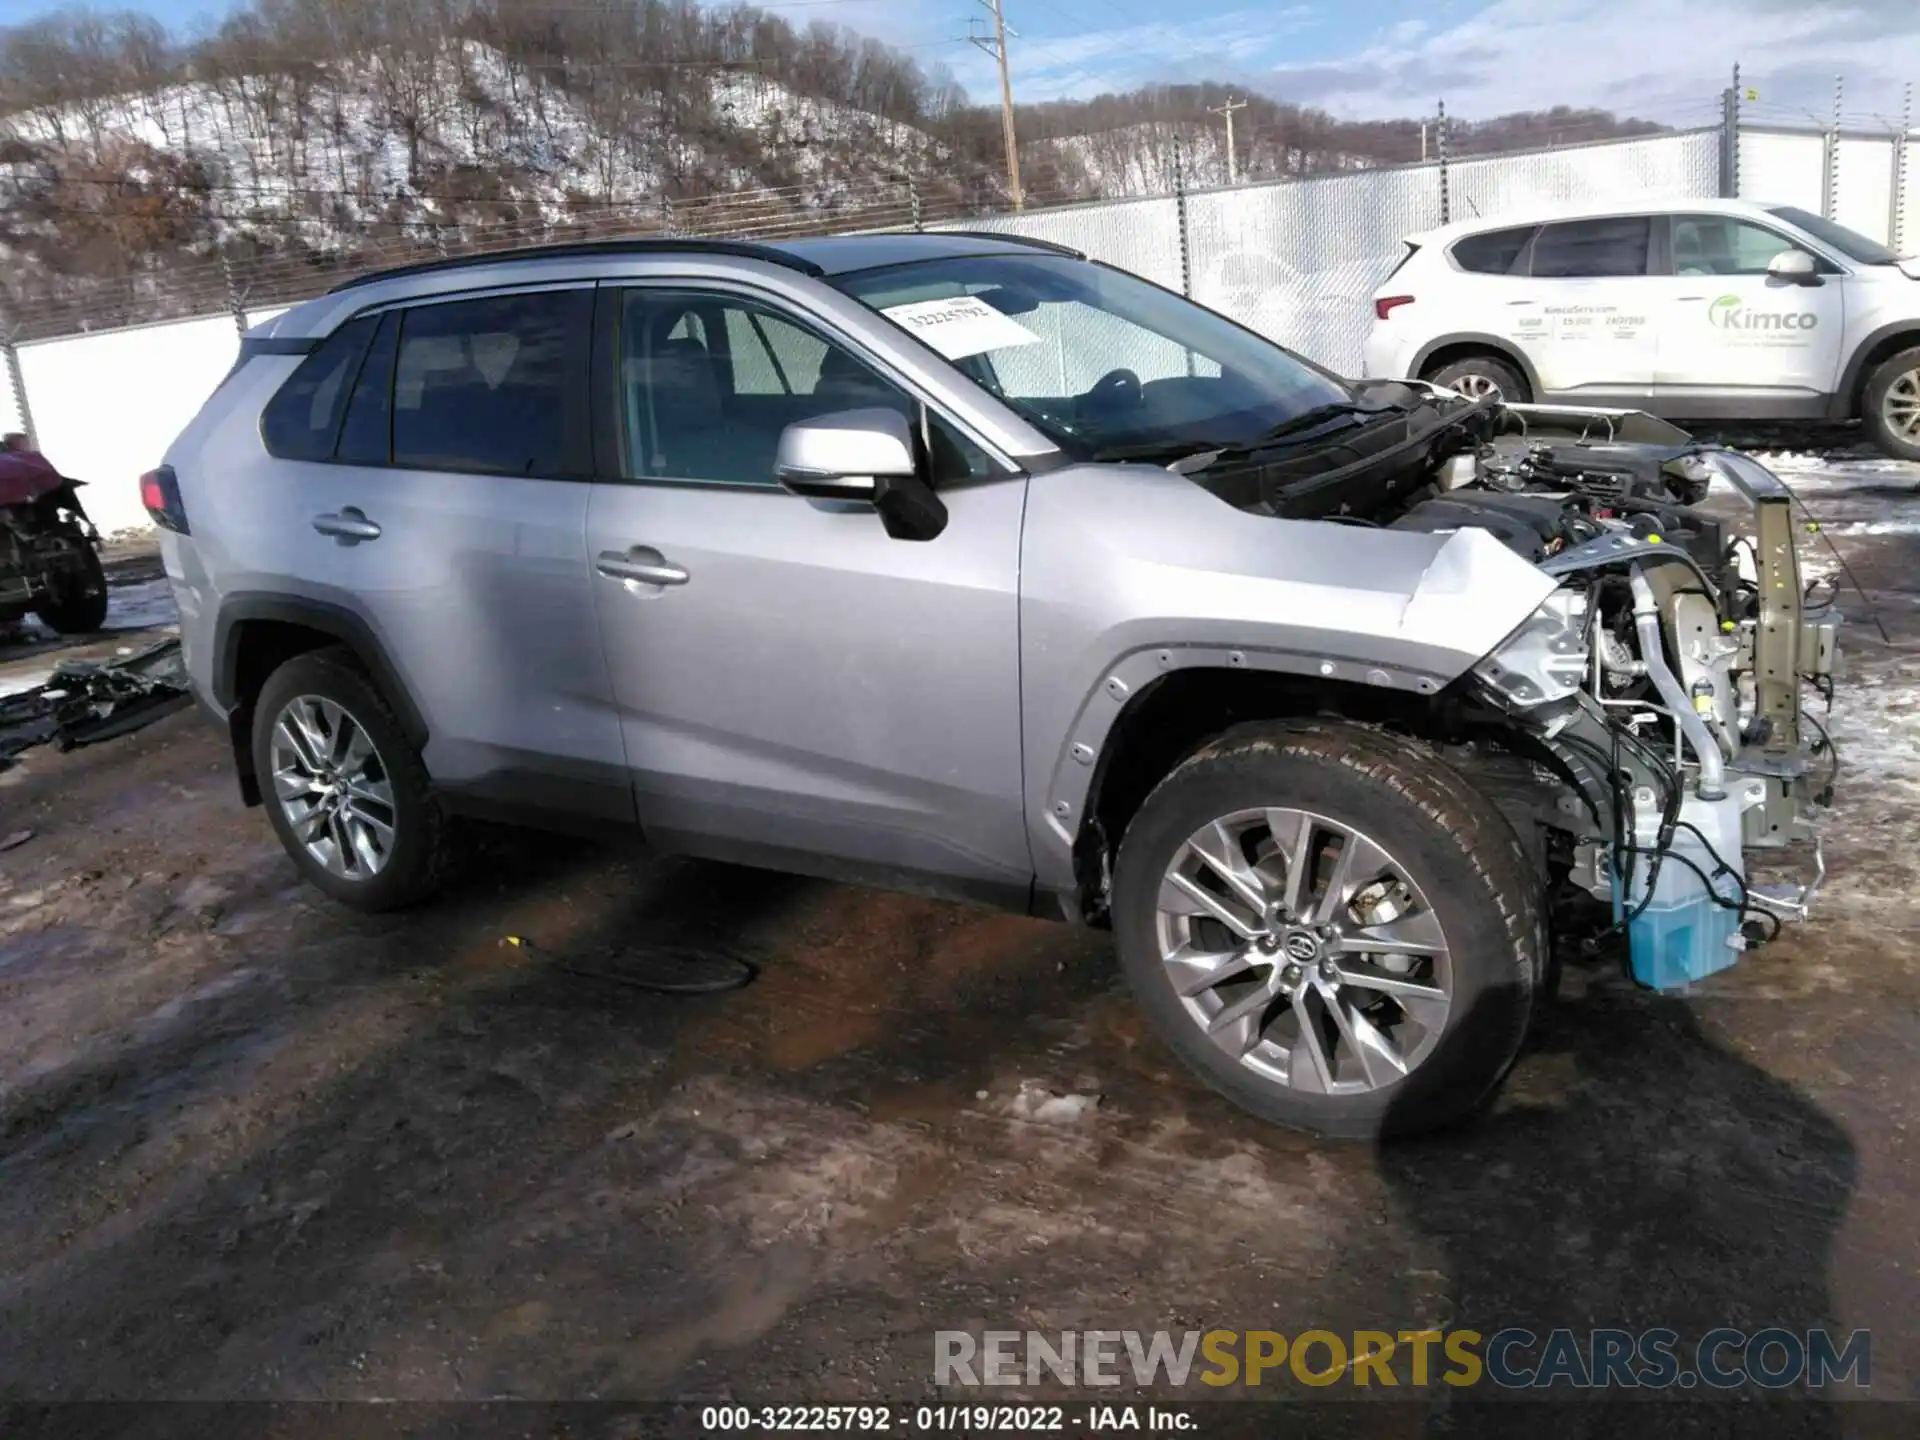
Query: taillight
141 465 189 534
1374 295 1415 320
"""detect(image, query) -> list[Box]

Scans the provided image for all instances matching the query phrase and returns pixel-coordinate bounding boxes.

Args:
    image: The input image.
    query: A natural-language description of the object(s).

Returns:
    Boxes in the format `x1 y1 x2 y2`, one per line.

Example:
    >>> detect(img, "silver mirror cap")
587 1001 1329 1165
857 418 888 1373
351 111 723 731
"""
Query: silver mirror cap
776 408 917 498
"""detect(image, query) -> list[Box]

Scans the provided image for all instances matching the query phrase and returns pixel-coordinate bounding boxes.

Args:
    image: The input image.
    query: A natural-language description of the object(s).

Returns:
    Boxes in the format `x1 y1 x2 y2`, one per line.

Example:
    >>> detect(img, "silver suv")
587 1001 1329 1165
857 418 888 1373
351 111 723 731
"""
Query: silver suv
151 233 1838 1137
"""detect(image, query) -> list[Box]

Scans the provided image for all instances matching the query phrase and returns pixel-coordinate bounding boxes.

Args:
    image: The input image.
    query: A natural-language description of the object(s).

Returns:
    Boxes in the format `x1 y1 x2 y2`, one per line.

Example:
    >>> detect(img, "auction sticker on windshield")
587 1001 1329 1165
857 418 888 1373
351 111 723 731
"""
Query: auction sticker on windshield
882 296 1039 360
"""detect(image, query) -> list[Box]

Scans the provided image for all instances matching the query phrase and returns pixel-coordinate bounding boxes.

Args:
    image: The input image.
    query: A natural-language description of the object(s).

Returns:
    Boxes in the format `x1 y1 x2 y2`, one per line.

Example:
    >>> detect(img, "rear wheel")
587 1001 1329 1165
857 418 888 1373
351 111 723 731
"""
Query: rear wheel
1862 347 1920 462
1426 354 1528 405
1111 722 1541 1139
33 543 108 635
252 648 450 912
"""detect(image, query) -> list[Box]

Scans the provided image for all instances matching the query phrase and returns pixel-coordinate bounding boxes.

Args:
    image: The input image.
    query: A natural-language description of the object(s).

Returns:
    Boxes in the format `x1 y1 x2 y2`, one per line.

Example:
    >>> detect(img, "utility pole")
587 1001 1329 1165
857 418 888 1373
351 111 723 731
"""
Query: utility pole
1208 95 1247 185
969 0 1024 209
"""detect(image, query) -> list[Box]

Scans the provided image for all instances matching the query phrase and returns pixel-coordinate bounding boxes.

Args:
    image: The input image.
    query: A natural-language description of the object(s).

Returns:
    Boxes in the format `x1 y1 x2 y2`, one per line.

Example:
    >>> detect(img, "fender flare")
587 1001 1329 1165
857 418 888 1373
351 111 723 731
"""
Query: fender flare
1833 321 1920 418
1409 332 1544 399
212 591 429 748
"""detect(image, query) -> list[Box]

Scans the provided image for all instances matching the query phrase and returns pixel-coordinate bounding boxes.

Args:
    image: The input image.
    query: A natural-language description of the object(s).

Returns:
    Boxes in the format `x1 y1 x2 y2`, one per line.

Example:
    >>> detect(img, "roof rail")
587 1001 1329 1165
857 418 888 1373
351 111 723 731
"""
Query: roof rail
326 237 826 294
935 230 1085 259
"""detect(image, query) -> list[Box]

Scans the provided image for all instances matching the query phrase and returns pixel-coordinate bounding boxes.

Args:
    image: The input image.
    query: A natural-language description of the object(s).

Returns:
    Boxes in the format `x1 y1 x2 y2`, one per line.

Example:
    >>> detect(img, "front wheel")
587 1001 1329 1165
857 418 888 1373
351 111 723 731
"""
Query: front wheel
1862 347 1920 462
1111 722 1542 1139
33 543 109 634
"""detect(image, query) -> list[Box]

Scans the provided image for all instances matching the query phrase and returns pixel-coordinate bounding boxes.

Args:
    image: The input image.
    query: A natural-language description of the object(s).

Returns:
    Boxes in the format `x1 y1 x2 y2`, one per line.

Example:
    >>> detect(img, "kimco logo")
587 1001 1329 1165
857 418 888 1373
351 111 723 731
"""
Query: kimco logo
1709 294 1818 330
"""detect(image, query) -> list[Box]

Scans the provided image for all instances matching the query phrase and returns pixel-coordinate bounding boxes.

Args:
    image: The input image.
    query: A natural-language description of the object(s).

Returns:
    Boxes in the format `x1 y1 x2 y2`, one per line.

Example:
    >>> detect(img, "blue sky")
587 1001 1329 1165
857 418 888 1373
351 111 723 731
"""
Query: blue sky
4 0 1917 124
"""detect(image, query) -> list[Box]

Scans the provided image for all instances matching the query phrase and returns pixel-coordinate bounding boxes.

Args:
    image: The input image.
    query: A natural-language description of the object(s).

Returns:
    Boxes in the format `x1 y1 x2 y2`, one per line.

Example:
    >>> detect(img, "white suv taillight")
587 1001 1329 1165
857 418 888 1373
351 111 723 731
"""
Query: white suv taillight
1374 295 1414 320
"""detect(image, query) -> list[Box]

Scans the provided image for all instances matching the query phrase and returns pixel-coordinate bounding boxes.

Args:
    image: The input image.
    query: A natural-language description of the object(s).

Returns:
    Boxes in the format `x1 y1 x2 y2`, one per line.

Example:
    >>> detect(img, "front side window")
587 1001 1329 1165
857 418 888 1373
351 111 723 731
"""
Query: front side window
614 290 993 485
1529 217 1652 279
391 290 591 477
836 253 1349 461
1767 206 1898 265
261 314 376 460
1670 216 1816 276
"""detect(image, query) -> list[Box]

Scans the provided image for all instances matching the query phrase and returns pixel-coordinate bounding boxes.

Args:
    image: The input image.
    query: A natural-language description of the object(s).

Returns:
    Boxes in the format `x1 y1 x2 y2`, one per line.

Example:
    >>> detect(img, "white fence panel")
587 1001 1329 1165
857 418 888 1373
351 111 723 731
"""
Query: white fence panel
1834 137 1897 245
18 313 246 536
1454 131 1721 217
1185 166 1443 372
0 367 23 437
1739 131 1826 212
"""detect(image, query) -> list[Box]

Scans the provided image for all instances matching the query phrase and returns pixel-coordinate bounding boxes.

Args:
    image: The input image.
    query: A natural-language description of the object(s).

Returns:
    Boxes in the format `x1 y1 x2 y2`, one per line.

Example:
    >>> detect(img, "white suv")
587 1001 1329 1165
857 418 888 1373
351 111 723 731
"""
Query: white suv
1363 198 1920 459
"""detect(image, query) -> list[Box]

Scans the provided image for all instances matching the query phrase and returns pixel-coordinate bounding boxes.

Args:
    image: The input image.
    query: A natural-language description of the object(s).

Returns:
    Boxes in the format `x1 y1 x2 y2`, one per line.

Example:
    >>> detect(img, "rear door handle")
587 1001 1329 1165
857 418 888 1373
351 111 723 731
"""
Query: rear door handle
1505 298 1538 306
312 507 381 543
597 547 689 587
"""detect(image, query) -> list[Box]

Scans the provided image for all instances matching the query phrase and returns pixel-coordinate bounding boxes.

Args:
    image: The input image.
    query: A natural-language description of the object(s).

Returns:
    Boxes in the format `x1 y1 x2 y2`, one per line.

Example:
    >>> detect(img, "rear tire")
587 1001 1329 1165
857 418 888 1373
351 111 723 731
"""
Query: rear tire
1427 354 1528 405
1861 347 1920 462
1111 721 1541 1140
252 647 450 912
33 544 109 635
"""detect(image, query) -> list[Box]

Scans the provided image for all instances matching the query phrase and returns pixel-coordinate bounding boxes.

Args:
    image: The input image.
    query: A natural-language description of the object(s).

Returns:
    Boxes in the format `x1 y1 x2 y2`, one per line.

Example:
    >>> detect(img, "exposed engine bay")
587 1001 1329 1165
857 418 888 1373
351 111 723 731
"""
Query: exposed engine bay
1197 385 1841 990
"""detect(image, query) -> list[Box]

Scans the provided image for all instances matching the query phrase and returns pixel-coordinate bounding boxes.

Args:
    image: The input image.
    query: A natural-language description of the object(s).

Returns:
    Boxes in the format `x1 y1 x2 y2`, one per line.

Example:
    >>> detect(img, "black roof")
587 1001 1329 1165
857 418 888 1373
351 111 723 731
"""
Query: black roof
327 230 1086 294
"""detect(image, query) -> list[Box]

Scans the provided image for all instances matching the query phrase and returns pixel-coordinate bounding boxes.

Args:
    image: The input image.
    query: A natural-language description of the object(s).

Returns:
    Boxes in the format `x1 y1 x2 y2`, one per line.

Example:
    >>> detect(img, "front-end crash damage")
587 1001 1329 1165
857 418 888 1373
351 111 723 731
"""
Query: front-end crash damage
1451 411 1840 988
1168 388 1839 988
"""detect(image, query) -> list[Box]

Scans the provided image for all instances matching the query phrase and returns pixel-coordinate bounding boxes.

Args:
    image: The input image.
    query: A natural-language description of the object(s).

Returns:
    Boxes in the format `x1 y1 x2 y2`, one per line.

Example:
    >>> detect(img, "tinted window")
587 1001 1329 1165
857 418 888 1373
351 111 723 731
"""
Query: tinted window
335 311 398 465
1530 217 1651 278
1766 206 1897 265
617 290 916 486
392 291 590 477
261 315 375 460
1451 226 1534 275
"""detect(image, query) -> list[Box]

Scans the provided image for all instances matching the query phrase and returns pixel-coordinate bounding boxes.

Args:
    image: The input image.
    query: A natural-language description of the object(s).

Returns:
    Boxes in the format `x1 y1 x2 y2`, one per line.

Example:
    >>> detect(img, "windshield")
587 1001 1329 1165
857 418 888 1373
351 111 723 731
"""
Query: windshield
835 253 1351 460
1768 206 1901 264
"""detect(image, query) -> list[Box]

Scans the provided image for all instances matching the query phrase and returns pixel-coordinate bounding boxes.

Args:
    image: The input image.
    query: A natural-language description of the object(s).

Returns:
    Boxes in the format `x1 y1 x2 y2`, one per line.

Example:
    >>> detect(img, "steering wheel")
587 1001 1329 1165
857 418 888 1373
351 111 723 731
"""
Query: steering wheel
1086 367 1142 409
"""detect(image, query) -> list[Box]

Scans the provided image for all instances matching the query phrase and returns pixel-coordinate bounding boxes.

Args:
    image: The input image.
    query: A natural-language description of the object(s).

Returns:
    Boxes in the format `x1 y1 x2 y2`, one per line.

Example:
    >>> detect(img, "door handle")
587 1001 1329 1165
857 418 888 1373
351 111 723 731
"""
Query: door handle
596 547 689 587
1676 295 1706 301
312 507 381 543
1505 298 1538 306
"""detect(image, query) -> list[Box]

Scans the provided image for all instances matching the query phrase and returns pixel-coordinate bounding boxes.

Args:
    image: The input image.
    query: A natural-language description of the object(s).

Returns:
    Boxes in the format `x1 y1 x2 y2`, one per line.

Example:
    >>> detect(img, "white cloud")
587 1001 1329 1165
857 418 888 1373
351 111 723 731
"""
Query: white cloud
1265 0 1920 123
944 6 1319 103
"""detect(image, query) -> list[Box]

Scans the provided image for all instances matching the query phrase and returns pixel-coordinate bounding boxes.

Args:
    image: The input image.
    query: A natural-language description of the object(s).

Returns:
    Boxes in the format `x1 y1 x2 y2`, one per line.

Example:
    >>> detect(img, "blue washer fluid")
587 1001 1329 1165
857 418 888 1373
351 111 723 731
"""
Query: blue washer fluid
1614 801 1749 991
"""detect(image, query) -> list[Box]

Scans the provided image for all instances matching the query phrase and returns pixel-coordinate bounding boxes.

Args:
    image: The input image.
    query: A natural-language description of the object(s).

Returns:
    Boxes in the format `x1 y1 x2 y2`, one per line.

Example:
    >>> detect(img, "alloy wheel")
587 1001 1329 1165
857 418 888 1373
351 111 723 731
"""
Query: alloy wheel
1448 372 1502 402
1885 367 1920 444
1153 807 1453 1094
269 694 397 880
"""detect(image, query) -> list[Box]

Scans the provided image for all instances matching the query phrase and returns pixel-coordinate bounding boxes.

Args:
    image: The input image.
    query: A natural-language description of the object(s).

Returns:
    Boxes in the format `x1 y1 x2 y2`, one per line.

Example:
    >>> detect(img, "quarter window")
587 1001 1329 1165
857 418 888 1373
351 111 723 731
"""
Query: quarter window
1529 217 1652 278
1451 226 1535 275
391 290 591 477
260 315 376 460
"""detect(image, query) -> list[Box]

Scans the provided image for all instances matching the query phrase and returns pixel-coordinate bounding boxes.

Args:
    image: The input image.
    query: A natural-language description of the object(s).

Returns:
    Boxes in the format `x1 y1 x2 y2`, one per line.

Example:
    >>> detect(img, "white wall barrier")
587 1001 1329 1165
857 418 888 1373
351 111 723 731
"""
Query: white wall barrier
9 125 1913 537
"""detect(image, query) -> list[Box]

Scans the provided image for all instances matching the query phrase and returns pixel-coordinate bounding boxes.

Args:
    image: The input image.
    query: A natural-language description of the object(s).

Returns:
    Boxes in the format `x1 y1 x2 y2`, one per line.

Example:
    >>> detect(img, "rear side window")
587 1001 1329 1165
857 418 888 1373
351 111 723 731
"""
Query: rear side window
391 290 592 477
1530 217 1651 278
1450 226 1535 275
260 316 376 460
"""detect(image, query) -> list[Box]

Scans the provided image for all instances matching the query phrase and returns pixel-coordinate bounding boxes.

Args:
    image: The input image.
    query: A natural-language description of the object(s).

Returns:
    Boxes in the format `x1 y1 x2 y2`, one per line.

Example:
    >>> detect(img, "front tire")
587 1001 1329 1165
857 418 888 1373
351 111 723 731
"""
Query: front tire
252 648 450 912
1111 722 1541 1140
1862 347 1920 462
1426 354 1528 405
33 544 109 635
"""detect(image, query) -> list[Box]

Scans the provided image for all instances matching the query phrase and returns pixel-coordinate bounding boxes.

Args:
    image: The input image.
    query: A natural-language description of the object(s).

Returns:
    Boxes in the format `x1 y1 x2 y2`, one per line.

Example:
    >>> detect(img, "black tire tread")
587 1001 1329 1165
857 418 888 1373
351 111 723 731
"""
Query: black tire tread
251 645 451 912
1115 719 1542 1139
1861 346 1920 463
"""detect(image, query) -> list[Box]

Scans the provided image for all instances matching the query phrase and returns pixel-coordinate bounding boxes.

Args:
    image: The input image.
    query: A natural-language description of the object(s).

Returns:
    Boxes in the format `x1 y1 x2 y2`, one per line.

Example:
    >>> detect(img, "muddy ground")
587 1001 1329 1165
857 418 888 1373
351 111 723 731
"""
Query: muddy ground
1 464 1917 1434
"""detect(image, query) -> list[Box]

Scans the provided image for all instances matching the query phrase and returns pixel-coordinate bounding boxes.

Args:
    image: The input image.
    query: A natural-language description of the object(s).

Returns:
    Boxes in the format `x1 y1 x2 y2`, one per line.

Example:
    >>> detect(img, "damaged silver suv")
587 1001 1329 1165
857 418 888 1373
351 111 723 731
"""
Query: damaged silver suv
151 232 1839 1137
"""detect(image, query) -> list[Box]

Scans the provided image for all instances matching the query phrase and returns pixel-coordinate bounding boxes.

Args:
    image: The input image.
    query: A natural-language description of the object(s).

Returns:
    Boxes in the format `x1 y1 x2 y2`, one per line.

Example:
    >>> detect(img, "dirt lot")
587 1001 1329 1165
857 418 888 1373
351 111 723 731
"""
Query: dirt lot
2 463 1917 1430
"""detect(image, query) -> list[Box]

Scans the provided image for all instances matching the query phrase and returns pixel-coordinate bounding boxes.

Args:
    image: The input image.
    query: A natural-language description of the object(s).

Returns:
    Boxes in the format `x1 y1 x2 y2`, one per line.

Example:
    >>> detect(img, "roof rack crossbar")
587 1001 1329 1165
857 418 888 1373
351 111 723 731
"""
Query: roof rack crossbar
934 230 1085 259
326 238 826 294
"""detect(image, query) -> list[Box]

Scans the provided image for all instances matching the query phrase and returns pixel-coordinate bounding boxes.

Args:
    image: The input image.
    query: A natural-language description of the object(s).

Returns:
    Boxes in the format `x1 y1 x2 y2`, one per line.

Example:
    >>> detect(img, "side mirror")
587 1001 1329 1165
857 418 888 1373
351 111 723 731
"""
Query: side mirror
1767 249 1820 285
775 407 948 542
